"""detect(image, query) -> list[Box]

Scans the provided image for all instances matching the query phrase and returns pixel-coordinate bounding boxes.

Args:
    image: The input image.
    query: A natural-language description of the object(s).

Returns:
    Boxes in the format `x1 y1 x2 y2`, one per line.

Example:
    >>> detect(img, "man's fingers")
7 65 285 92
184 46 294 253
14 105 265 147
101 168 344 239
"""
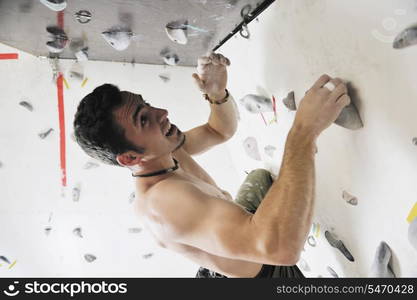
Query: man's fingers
198 56 211 66
209 53 221 65
336 94 351 108
329 82 348 102
312 74 331 90
192 73 205 90
218 54 231 66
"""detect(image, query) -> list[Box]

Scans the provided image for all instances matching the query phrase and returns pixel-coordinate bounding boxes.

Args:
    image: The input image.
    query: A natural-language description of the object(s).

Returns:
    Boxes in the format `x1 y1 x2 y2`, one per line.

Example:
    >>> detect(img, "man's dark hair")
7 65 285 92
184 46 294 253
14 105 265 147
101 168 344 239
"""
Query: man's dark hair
73 84 144 166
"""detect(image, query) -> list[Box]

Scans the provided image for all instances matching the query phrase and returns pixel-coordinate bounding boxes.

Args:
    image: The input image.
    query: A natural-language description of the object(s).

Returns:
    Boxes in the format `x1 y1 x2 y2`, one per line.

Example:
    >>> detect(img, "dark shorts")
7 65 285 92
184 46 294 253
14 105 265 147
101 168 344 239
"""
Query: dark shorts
195 169 305 278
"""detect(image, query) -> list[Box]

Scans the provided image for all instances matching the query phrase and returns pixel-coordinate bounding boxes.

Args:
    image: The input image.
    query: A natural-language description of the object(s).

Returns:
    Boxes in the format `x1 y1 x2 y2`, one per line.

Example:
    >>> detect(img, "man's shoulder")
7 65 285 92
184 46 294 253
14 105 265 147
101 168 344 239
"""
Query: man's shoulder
145 177 205 215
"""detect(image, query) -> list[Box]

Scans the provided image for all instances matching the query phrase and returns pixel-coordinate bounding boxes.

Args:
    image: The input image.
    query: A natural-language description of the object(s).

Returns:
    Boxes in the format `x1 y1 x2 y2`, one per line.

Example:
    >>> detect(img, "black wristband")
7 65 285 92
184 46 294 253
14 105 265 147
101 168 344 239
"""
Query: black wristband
203 89 229 105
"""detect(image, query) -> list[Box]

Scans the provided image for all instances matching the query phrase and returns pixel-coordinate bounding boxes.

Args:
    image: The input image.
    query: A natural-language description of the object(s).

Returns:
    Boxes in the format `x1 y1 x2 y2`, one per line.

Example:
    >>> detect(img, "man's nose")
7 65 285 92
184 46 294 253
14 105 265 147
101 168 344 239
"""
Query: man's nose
156 108 168 122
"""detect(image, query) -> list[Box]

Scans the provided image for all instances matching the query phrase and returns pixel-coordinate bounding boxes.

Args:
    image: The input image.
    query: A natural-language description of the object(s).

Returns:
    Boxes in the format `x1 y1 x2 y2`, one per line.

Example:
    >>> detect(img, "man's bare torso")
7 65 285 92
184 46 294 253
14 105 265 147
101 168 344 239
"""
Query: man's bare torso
133 148 263 278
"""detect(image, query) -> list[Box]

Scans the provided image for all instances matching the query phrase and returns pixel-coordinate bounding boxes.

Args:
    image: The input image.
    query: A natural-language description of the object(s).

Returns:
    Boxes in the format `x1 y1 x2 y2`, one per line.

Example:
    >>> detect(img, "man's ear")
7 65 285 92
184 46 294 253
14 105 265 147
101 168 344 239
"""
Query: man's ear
116 151 144 167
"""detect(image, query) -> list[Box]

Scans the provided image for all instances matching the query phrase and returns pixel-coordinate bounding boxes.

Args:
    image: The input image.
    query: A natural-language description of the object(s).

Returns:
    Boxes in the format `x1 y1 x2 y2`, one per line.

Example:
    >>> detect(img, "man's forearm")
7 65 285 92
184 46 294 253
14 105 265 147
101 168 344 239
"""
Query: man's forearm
207 91 238 139
250 126 317 262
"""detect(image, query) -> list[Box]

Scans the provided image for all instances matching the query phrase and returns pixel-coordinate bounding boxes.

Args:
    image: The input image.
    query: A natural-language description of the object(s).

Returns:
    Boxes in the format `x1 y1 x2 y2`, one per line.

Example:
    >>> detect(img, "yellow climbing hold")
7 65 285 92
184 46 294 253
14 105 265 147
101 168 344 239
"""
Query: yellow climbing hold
8 260 17 269
407 202 417 223
63 77 70 89
81 77 89 87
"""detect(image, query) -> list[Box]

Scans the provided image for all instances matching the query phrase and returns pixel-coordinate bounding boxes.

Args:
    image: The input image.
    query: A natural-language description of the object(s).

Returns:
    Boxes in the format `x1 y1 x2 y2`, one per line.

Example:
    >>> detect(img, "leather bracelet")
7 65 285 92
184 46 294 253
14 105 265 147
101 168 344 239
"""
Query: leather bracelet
203 89 229 105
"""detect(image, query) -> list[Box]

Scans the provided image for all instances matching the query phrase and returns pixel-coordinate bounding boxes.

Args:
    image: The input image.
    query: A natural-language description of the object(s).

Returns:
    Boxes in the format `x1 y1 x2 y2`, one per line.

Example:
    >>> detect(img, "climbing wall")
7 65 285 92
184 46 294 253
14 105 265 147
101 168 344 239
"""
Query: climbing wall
0 0 268 66
0 41 241 276
220 0 417 277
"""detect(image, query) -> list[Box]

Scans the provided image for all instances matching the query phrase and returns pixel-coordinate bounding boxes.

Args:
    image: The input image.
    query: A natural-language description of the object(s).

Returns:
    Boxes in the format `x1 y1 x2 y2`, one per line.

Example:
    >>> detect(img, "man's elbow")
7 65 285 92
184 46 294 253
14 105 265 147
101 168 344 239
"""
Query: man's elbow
265 245 301 266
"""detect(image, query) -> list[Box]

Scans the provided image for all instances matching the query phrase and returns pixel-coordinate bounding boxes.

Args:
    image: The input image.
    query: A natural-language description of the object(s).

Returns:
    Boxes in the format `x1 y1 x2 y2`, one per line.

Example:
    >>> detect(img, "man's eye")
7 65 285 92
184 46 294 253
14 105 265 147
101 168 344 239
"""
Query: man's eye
141 116 147 126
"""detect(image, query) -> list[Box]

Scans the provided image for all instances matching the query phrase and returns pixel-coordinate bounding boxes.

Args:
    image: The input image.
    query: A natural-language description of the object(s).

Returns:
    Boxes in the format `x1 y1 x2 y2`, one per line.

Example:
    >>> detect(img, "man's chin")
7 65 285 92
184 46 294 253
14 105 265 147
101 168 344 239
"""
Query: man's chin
173 133 186 152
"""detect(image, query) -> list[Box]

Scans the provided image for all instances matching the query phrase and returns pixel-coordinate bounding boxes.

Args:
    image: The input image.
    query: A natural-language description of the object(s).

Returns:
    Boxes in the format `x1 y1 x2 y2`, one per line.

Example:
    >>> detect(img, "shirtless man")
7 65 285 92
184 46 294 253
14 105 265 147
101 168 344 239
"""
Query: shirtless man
73 53 350 278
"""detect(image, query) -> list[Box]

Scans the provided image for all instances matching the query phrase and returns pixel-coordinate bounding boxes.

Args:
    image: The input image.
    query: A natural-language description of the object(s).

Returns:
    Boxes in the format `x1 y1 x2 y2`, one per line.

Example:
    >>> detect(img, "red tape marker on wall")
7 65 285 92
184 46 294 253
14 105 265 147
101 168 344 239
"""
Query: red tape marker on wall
56 11 66 187
0 53 18 60
57 74 66 187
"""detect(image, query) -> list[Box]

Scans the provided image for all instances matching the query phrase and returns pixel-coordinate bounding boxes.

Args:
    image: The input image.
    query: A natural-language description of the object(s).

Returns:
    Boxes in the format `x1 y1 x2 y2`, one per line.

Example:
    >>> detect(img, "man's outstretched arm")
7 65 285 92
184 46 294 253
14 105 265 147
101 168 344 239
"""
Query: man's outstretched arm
154 75 351 265
183 53 238 155
251 75 351 262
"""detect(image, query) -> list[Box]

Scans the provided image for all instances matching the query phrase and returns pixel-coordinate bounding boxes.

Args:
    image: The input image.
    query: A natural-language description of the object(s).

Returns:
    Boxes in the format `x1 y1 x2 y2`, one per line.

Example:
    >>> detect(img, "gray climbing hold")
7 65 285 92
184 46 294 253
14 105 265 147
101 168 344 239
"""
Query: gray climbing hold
160 48 180 66
46 26 68 53
342 190 358 206
129 191 135 204
0 256 11 264
334 103 363 130
75 10 92 24
142 253 154 259
243 137 261 161
165 21 188 45
299 258 311 272
72 185 81 202
73 227 83 238
163 54 179 66
264 145 277 158
19 101 33 112
44 226 52 236
307 235 316 247
412 137 417 146
393 25 417 49
128 227 142 233
84 161 99 169
326 266 339 278
283 91 296 111
408 217 417 252
40 0 67 12
370 241 395 277
39 128 54 139
159 74 170 83
101 28 133 51
84 254 96 263
239 94 273 113
325 230 354 262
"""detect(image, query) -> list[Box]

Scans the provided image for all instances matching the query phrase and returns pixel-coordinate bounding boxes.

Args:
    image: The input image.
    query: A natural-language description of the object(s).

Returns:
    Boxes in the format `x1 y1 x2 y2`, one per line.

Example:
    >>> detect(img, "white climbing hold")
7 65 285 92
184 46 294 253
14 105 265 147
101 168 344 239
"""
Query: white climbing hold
69 62 84 82
40 0 67 12
101 29 133 51
408 217 417 252
264 145 276 158
239 94 273 113
299 258 311 272
165 21 188 45
342 190 358 206
243 137 261 161
83 161 99 169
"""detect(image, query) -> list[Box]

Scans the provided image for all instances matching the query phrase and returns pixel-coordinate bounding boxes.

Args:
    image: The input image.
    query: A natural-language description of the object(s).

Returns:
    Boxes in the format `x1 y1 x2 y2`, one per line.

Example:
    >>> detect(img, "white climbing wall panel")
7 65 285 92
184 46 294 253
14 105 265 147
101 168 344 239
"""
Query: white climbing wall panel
220 0 417 277
0 42 241 277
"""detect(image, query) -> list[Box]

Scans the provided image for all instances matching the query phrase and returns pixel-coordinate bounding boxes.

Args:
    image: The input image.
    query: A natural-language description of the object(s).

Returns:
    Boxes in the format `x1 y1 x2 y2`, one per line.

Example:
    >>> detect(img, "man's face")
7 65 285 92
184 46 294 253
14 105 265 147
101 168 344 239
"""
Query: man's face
113 91 185 161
